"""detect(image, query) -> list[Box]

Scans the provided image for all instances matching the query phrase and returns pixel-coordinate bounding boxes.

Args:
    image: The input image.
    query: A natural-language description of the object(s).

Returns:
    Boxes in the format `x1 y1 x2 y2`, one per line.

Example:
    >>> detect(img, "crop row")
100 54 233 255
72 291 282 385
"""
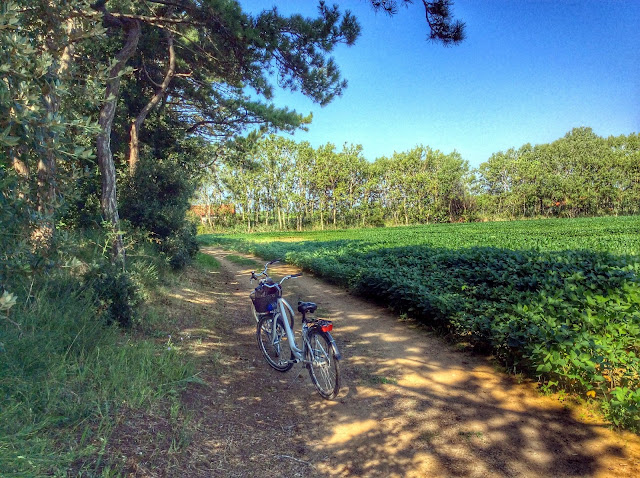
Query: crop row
226 216 640 256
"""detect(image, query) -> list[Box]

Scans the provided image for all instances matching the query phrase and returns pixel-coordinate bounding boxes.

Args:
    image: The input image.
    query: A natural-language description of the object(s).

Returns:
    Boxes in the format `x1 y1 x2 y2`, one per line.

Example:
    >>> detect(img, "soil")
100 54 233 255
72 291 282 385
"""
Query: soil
107 247 640 477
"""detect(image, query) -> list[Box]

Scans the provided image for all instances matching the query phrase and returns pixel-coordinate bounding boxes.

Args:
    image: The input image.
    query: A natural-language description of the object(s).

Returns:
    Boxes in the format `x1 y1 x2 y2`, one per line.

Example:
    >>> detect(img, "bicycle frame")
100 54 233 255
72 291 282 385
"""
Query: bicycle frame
252 260 341 398
272 297 305 361
265 297 342 364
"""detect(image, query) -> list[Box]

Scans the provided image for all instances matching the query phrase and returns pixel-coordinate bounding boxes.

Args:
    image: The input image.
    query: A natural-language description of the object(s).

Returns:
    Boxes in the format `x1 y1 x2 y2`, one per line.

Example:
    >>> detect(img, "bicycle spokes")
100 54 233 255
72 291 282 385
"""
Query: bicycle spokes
257 315 294 372
306 331 340 399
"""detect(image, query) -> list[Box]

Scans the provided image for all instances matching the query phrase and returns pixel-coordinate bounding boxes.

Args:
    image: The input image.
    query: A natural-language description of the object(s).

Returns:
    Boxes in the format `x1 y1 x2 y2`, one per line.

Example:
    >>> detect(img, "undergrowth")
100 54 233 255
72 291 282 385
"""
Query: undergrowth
0 230 197 476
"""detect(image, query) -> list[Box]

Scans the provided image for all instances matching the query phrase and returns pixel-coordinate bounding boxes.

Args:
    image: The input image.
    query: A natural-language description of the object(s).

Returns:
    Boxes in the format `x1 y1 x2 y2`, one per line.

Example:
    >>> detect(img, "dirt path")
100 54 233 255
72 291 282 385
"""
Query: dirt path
114 248 640 477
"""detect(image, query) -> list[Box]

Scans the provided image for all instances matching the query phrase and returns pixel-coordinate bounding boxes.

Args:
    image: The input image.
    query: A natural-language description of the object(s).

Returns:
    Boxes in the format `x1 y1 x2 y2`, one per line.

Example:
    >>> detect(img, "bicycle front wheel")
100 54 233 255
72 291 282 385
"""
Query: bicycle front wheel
306 329 340 399
257 314 294 372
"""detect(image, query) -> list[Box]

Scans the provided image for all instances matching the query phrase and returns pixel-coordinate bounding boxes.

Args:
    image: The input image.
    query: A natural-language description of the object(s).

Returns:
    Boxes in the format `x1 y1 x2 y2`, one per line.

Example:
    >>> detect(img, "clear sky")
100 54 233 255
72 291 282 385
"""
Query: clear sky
239 0 640 168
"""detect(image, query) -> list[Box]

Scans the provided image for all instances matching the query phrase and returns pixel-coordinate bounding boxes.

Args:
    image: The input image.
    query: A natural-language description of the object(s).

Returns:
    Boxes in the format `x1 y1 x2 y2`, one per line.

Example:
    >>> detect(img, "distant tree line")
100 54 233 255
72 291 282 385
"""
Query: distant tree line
475 127 640 219
199 127 640 231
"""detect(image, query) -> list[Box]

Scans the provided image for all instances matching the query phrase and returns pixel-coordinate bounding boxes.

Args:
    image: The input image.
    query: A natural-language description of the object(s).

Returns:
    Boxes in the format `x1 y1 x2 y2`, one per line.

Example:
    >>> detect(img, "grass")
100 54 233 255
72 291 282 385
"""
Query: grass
225 254 258 266
195 252 221 270
0 267 196 476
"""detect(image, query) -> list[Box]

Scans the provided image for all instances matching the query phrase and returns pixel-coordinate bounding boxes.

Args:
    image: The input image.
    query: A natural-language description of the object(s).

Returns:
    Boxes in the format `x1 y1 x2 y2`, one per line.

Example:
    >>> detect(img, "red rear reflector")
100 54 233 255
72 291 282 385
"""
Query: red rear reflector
320 323 333 332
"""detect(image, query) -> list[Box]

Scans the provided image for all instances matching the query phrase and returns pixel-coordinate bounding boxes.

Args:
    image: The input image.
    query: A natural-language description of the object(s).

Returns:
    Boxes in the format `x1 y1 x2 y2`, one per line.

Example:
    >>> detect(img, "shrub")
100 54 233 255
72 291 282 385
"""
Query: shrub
158 221 199 270
83 260 143 327
120 158 199 269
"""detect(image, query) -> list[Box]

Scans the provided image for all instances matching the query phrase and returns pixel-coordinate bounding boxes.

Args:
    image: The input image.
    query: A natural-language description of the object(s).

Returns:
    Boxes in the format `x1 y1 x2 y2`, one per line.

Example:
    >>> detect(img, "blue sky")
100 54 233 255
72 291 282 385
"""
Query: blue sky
239 1 640 168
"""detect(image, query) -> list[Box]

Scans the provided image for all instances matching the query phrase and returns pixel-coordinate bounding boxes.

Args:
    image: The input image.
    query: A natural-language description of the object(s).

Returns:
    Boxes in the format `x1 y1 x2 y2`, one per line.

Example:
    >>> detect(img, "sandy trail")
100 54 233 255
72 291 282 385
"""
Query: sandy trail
204 247 640 478
115 247 639 477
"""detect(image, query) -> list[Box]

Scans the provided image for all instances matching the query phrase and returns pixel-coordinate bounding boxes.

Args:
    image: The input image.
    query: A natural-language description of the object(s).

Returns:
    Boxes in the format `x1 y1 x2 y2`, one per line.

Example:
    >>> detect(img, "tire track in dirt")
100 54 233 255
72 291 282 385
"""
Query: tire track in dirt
199 247 640 478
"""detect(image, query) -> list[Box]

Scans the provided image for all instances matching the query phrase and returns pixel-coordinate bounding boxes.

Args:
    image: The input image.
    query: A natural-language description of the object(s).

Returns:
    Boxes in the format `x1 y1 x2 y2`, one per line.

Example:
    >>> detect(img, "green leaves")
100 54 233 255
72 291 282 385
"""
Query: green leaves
476 128 640 218
0 126 18 147
0 290 17 313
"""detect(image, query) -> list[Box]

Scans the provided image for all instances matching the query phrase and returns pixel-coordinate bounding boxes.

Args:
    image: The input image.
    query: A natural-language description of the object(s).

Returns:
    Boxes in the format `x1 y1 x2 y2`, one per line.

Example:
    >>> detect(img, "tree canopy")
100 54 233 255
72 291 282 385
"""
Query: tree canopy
199 128 640 232
0 0 466 264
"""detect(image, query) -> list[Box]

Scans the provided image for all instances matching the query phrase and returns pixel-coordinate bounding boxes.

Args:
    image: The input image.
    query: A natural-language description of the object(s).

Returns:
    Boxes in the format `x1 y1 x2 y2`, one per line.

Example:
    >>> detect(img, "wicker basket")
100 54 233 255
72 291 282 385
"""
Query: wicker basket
250 282 281 313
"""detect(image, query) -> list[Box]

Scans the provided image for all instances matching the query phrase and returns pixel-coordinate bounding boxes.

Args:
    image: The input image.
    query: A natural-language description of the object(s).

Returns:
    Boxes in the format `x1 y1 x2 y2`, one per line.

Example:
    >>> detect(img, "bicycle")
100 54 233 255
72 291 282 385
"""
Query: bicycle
250 259 341 399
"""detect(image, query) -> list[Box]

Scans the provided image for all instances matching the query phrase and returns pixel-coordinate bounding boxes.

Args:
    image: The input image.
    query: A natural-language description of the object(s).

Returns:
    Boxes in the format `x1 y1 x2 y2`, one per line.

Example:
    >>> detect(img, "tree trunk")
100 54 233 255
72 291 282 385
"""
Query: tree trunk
128 32 175 175
333 198 337 228
403 196 408 225
34 17 78 249
96 18 141 264
12 155 29 178
40 17 79 201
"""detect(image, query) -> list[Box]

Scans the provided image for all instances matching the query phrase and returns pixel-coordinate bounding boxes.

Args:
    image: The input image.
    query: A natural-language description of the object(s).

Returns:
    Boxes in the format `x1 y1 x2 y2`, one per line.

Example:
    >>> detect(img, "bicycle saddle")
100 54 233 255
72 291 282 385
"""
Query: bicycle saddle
298 301 317 314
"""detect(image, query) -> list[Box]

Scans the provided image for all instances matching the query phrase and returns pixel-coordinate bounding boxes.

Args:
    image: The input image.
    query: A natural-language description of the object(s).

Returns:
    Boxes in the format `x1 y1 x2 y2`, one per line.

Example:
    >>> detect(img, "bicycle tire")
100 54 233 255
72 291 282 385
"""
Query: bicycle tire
306 329 340 399
257 314 294 372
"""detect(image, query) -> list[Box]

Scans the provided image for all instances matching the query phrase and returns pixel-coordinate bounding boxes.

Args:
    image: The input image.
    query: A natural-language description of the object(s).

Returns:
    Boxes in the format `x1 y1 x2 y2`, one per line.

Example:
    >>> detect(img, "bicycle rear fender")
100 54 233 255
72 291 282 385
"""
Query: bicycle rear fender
311 329 341 361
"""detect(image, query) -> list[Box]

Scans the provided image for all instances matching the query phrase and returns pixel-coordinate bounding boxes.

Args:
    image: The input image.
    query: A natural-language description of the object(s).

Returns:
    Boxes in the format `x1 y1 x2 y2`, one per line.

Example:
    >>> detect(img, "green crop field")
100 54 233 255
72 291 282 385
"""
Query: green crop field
202 216 640 255
199 216 640 431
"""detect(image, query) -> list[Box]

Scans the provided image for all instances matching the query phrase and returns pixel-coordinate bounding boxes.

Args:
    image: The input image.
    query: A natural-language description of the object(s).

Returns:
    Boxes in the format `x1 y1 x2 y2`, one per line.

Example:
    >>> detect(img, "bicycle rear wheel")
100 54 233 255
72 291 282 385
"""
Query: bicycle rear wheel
306 329 340 399
257 314 294 372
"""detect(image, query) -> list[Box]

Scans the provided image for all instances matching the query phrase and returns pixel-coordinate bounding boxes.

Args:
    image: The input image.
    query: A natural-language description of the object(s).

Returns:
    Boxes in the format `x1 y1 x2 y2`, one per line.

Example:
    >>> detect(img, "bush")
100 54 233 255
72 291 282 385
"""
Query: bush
159 221 199 270
120 158 199 269
83 260 143 327
57 170 103 229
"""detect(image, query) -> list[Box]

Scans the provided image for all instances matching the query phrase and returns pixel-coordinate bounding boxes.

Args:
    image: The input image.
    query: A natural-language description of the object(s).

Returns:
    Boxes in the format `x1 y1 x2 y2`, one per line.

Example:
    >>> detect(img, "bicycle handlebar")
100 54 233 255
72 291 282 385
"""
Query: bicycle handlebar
277 273 302 286
252 259 280 281
250 260 302 285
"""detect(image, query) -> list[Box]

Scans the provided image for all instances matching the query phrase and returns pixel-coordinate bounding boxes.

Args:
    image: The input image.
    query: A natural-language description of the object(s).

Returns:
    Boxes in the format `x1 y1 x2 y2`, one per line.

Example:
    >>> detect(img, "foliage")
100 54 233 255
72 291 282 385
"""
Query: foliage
0 1 99 288
83 260 143 327
120 158 200 269
200 216 640 432
205 136 471 231
370 1 465 45
201 128 639 232
159 221 200 270
475 128 640 219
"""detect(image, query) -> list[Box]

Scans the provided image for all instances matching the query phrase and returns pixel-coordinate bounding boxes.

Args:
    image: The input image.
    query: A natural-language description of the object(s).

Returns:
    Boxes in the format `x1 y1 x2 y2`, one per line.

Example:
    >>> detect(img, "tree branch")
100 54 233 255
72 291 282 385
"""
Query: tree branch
129 31 176 174
110 12 203 26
